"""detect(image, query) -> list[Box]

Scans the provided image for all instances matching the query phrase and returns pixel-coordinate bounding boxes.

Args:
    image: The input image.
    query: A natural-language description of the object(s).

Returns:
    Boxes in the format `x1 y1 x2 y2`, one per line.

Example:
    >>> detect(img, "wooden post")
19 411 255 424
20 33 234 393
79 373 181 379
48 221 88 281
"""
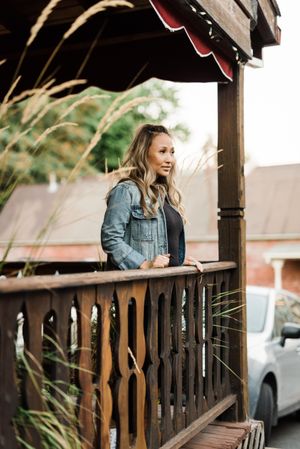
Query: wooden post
217 63 248 421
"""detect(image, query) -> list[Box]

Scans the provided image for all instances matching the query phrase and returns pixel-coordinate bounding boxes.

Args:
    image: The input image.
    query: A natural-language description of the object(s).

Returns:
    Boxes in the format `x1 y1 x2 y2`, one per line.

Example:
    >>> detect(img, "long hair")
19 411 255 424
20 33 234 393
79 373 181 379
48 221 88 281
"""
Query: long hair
115 124 184 218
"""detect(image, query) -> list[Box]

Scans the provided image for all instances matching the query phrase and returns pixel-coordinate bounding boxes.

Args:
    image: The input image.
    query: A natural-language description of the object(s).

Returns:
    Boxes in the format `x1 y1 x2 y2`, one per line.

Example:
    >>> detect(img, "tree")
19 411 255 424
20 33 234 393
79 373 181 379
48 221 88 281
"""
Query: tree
0 79 190 207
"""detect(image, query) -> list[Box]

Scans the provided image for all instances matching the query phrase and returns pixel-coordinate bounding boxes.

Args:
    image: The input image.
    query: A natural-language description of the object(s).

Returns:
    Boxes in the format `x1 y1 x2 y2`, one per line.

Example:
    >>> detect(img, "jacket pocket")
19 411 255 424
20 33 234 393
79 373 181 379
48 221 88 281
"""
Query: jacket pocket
131 206 155 241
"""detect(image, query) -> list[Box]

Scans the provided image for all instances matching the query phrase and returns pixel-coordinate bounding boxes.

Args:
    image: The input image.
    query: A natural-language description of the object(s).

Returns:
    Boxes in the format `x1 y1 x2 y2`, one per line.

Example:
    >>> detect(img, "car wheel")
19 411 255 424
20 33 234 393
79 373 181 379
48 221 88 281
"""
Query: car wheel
254 382 274 445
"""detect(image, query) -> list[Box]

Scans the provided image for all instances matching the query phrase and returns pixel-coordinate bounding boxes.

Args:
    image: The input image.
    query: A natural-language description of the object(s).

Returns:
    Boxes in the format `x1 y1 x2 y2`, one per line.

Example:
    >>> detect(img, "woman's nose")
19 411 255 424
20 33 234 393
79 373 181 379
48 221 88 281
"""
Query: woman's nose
166 152 174 162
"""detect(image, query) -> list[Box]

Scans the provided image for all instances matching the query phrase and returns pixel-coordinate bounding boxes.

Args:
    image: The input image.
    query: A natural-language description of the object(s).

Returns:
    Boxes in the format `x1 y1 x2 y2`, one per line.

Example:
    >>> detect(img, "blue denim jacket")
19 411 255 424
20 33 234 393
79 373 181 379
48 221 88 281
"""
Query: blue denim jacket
101 180 185 270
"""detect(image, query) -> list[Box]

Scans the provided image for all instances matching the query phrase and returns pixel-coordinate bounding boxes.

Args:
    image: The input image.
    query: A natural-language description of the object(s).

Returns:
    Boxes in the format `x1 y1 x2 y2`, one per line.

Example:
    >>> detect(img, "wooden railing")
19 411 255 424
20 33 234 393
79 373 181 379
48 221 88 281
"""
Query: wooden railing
0 262 238 449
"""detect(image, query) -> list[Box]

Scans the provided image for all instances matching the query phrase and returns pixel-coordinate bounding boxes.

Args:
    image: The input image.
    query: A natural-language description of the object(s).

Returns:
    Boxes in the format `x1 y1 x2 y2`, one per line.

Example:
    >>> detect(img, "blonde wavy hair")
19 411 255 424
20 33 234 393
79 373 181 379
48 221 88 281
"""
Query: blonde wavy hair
115 123 185 218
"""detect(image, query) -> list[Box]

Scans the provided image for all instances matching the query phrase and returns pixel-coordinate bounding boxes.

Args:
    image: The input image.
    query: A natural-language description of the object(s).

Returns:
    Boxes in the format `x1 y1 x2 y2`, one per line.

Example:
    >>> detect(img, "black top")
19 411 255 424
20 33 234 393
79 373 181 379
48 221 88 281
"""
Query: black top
163 201 184 267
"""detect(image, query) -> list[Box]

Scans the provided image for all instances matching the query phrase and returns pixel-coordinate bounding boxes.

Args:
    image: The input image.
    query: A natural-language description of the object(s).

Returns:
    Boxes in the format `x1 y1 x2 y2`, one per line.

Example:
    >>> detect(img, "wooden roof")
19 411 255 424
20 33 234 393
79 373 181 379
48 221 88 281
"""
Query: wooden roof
0 0 280 96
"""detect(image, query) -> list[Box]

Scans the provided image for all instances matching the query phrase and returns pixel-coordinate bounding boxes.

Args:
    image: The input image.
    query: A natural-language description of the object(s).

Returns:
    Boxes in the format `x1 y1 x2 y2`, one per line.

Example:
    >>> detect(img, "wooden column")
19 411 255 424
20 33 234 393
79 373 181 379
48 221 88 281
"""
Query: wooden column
217 63 248 421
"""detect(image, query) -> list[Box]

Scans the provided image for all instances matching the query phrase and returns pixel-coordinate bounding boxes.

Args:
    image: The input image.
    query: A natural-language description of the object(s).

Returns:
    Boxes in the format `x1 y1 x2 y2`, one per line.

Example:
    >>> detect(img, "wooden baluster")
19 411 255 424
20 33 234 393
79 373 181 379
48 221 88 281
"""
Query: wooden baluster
23 291 51 449
145 280 161 449
0 294 23 449
194 275 204 417
171 277 185 433
114 283 130 449
220 272 231 396
115 280 147 449
76 286 96 449
157 279 174 444
204 277 214 408
130 280 147 449
212 274 222 401
95 283 114 449
51 288 74 399
184 277 196 425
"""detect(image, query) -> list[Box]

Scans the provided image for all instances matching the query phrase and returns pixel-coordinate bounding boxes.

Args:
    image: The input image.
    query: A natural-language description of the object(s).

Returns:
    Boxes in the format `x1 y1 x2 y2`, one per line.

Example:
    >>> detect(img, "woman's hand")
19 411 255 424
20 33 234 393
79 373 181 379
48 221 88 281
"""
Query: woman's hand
184 256 203 272
140 254 170 269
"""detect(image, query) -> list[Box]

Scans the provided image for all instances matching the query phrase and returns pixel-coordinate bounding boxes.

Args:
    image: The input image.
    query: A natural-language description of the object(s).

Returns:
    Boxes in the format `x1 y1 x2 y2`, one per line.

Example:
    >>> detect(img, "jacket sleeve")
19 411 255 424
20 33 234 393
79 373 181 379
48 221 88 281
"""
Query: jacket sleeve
101 184 146 270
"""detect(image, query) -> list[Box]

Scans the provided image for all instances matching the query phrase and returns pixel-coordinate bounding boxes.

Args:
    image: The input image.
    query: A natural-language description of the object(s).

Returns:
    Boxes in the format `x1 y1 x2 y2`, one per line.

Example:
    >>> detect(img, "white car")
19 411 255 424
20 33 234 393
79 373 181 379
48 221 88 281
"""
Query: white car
247 285 300 444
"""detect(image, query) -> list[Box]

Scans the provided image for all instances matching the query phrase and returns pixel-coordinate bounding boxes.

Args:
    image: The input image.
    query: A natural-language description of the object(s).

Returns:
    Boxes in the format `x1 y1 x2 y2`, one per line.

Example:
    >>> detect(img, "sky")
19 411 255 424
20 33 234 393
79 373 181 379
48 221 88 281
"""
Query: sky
169 0 300 169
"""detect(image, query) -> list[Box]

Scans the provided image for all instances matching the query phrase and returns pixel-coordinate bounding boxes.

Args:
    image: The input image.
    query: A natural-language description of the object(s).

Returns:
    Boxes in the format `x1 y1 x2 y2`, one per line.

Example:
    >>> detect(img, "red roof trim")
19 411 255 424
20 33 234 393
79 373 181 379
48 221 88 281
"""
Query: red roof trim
149 0 233 81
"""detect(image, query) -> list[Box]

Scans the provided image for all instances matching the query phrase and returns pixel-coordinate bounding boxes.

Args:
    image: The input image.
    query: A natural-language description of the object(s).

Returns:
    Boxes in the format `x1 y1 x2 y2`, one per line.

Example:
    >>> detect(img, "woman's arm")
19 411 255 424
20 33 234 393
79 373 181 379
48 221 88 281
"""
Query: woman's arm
101 184 146 270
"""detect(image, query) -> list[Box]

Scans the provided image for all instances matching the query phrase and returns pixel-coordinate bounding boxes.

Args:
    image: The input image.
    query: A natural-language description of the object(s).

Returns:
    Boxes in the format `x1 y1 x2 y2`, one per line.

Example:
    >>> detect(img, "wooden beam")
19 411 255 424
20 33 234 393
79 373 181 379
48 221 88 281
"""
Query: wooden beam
0 262 236 294
235 0 255 19
256 0 281 45
194 0 252 58
217 63 248 422
159 395 237 449
0 5 30 36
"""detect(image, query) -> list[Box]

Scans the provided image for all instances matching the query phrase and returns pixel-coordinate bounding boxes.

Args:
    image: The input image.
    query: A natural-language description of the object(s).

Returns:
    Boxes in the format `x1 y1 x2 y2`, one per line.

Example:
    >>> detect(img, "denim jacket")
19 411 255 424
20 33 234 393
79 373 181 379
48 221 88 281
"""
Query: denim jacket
101 180 185 270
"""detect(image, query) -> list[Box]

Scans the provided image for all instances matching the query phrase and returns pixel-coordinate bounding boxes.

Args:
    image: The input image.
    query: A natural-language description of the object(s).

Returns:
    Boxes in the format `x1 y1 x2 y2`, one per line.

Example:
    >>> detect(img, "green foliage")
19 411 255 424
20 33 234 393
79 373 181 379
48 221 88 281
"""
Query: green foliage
0 80 190 208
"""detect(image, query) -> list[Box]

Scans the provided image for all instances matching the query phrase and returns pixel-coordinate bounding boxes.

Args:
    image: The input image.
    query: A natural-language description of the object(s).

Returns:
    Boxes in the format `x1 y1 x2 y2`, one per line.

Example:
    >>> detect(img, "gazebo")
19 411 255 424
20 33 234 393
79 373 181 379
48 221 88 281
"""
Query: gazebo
0 1 281 449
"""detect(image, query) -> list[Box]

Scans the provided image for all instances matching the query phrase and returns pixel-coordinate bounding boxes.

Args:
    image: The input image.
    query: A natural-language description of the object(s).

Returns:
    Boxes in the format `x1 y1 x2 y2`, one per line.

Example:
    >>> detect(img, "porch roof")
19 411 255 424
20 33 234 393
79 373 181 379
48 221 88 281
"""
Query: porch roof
264 243 300 262
0 0 280 97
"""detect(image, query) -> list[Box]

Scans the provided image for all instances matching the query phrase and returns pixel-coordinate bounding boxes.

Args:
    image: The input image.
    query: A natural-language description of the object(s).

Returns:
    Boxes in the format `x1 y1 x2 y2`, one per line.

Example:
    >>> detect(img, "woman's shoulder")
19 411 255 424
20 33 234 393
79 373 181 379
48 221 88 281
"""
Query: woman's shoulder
111 179 139 193
108 179 141 202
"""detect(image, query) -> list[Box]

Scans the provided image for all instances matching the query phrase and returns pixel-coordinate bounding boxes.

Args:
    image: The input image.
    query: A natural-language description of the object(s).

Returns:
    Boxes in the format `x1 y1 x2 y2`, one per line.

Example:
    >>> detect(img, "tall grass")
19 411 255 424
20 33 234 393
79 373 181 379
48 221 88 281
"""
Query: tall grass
0 0 161 274
14 338 88 449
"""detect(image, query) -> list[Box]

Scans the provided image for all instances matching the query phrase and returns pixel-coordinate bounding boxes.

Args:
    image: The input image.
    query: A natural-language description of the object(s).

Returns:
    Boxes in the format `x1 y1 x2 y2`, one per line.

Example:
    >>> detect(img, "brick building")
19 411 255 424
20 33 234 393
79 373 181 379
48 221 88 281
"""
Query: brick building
1 164 299 294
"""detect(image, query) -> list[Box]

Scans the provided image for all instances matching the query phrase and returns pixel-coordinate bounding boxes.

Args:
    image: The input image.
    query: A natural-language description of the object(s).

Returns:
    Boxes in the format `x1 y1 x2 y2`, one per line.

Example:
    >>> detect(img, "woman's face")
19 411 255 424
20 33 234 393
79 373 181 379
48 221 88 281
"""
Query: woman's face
147 133 175 177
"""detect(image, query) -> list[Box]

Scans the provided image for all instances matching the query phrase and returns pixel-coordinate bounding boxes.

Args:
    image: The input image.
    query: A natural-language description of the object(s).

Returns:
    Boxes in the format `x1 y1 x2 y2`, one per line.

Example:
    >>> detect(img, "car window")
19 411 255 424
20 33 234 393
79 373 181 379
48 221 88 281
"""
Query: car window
287 296 300 324
246 292 269 333
274 295 295 337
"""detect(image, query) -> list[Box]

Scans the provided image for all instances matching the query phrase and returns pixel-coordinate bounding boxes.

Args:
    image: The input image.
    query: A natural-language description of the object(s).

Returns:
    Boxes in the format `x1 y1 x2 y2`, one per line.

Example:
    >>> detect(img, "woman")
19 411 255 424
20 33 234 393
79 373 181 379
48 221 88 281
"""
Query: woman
101 124 203 272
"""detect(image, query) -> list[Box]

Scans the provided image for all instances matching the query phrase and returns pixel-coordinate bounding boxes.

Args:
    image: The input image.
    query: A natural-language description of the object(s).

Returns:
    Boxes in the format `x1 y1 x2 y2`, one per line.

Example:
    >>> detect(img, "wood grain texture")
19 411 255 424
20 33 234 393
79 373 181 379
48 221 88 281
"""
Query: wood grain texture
218 64 248 421
195 0 252 57
0 293 23 449
0 265 239 448
0 262 236 294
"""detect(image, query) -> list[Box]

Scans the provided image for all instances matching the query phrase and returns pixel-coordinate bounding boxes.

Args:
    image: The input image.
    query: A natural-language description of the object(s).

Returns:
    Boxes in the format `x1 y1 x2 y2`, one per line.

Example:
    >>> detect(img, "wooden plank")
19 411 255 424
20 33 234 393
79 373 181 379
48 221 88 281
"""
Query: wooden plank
0 293 24 449
0 262 236 294
159 395 236 449
257 0 280 44
217 64 248 421
76 286 96 449
235 0 254 19
145 279 161 449
23 291 52 449
195 0 252 57
130 280 147 449
185 276 197 425
183 421 250 449
95 283 114 449
194 276 204 416
171 277 185 433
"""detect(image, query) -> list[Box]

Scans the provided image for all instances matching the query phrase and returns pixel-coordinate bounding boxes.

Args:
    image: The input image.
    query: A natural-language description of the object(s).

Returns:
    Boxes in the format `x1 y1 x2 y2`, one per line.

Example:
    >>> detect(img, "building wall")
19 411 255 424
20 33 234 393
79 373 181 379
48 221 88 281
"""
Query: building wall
187 239 300 296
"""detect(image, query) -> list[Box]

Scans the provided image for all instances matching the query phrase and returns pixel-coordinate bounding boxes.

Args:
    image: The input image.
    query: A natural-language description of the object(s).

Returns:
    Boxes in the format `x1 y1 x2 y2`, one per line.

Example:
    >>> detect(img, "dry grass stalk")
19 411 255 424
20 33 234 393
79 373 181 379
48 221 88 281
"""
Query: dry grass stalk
21 80 86 124
0 129 32 163
128 347 141 374
59 94 108 120
47 79 87 97
0 76 21 117
102 96 153 133
0 126 9 135
67 96 152 182
1 79 55 113
26 0 63 47
63 1 133 40
34 1 132 88
34 122 78 147
21 93 48 124
30 94 77 127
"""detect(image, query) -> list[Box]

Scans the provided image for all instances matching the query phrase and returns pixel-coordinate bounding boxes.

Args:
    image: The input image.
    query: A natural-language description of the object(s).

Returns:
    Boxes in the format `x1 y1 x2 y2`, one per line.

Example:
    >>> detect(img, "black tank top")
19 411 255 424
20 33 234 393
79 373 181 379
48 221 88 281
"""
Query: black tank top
163 201 183 267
